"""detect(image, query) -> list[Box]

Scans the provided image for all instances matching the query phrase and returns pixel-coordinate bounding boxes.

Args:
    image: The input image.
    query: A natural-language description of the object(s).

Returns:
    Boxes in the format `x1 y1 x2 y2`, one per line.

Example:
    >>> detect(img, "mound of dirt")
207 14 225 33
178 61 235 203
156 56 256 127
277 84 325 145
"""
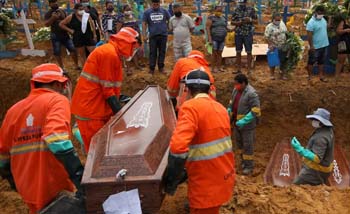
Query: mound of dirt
1 3 350 214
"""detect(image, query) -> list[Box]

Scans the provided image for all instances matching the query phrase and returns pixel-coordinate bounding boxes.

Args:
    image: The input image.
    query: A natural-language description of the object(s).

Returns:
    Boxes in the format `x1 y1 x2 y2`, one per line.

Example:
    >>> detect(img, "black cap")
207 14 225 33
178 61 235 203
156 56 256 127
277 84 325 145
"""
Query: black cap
48 0 57 3
185 69 210 89
152 0 160 3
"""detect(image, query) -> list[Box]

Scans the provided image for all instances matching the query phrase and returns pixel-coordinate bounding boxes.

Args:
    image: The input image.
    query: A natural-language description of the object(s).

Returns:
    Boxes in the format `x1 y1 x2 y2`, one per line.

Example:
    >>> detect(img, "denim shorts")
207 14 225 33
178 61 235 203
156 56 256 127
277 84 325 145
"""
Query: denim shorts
51 33 76 56
212 40 225 51
235 34 253 53
308 47 326 65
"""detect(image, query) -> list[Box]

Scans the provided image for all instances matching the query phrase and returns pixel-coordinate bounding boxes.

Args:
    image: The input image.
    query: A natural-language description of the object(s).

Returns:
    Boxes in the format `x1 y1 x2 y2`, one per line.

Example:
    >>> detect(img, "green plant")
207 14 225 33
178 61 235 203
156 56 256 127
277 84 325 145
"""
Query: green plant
285 32 304 73
32 27 51 42
0 12 15 35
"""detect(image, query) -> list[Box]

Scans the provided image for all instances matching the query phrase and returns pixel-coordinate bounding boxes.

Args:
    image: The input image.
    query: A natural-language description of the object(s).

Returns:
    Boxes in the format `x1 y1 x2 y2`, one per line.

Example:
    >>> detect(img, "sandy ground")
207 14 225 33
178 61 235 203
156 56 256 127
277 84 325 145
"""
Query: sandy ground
1 2 350 214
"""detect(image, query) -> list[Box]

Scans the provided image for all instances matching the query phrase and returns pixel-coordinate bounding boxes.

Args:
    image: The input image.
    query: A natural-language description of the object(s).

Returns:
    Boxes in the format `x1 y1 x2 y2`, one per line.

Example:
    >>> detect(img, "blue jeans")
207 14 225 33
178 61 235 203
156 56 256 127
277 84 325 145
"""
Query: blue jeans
149 35 167 70
51 33 76 56
212 40 225 51
235 34 253 54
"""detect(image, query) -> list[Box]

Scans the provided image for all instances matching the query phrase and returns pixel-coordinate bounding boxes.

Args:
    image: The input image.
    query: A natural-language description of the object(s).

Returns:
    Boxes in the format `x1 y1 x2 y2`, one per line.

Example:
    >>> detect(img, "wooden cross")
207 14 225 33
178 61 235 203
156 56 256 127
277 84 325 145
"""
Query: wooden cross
15 10 45 57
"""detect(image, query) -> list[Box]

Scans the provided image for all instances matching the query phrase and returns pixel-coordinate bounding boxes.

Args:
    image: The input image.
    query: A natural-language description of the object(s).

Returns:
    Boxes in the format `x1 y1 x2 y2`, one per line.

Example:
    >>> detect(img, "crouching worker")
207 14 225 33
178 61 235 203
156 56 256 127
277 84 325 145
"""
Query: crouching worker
164 69 235 214
292 108 334 185
0 64 84 214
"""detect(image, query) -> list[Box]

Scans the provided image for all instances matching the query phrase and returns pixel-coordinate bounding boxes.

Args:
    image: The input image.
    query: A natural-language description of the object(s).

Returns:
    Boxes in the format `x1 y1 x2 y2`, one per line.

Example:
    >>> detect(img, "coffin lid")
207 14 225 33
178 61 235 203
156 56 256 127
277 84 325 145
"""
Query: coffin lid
82 85 176 185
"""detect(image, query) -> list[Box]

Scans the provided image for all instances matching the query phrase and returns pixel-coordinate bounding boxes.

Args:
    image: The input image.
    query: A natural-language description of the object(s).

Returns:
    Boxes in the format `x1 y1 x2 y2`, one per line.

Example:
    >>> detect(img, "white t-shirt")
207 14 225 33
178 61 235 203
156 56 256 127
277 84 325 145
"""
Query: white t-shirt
169 14 195 45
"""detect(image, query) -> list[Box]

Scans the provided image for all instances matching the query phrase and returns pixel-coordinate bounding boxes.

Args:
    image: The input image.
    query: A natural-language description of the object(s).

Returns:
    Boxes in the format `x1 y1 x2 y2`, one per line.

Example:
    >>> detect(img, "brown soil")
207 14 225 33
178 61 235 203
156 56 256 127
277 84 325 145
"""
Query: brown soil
1 2 350 214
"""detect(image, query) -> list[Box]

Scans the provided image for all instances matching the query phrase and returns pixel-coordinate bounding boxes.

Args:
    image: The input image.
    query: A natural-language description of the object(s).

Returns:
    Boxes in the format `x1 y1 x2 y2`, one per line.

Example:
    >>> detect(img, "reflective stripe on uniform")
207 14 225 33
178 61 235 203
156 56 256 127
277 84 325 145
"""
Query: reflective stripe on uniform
188 136 232 161
44 132 69 144
303 158 333 173
81 71 122 88
237 114 245 120
242 154 254 160
10 141 49 156
252 107 261 117
32 70 63 78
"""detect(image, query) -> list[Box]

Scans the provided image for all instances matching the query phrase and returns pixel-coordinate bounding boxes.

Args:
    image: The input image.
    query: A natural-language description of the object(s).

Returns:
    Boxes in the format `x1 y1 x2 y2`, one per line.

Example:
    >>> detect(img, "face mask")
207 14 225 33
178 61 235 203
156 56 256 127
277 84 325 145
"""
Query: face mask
124 11 133 16
107 7 114 12
174 11 182 17
316 14 324 20
77 10 84 15
214 12 222 17
234 84 242 91
273 21 280 26
125 47 138 61
51 4 59 10
82 2 90 7
312 120 321 128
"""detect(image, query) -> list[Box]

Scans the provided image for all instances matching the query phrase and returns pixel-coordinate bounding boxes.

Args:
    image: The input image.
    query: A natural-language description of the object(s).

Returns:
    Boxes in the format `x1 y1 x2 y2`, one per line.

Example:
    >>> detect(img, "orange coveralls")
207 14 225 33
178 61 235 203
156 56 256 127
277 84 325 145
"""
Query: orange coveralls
0 88 74 213
71 38 123 152
167 51 216 109
169 93 235 213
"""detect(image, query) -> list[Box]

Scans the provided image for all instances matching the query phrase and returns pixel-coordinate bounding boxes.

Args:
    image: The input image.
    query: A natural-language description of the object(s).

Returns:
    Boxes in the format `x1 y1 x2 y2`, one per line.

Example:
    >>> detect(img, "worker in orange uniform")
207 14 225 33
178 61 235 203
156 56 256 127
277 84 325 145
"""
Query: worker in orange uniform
165 69 235 214
167 50 216 109
0 64 84 214
71 27 140 152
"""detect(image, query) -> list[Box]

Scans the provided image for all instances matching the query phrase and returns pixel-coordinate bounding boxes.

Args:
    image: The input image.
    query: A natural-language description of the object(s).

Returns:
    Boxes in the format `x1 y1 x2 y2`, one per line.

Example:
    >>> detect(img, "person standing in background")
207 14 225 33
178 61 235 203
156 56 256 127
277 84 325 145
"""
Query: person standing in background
44 0 79 70
101 0 119 41
231 0 257 76
306 5 329 82
81 0 102 42
142 0 171 74
206 5 227 73
169 3 195 62
59 3 97 66
264 13 288 80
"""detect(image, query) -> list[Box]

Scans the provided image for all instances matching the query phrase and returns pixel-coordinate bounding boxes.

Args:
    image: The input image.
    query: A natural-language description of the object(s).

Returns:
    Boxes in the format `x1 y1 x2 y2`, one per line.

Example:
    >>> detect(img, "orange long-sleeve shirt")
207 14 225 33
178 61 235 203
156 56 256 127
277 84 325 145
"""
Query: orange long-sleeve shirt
0 88 74 212
170 94 235 209
71 40 123 120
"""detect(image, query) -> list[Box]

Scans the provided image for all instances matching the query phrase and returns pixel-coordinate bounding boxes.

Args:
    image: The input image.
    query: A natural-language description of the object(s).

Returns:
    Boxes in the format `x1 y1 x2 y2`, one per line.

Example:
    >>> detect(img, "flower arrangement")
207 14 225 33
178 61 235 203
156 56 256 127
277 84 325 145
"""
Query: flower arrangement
284 32 304 73
32 27 51 42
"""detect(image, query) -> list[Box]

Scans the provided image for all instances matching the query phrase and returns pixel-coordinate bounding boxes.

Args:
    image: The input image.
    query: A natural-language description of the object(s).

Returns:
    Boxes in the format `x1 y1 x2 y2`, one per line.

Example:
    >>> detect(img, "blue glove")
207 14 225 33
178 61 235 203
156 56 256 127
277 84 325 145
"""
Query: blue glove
291 137 319 163
236 111 254 128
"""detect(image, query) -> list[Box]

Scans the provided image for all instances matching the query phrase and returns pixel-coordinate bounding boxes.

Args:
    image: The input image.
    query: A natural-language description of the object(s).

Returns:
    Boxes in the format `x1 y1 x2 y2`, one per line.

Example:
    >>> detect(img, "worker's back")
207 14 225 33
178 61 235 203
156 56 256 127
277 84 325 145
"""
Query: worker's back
0 88 74 211
167 57 214 98
174 94 235 209
71 42 123 120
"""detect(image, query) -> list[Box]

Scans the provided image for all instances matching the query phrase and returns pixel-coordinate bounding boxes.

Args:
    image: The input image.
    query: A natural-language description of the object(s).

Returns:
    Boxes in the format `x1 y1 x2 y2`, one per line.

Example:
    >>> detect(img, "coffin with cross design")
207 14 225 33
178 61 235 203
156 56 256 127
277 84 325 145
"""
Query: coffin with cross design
81 85 177 214
264 138 350 188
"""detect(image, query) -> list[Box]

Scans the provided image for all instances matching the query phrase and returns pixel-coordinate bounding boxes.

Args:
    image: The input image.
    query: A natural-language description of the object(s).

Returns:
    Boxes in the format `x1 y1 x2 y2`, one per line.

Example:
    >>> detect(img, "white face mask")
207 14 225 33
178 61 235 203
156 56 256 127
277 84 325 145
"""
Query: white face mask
273 21 280 26
316 14 324 20
125 48 138 61
312 120 321 128
78 10 84 15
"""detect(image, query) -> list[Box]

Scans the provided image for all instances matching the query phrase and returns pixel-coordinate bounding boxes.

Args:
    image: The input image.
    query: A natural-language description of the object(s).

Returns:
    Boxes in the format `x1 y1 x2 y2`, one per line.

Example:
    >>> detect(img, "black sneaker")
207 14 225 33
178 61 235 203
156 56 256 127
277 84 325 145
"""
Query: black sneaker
159 68 165 74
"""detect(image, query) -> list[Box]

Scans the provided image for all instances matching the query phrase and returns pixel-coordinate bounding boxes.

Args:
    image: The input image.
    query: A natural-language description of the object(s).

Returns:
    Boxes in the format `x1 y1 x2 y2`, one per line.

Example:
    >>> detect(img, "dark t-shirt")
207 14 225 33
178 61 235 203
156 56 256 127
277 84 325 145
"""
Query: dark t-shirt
142 7 170 37
44 8 69 39
86 6 99 21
